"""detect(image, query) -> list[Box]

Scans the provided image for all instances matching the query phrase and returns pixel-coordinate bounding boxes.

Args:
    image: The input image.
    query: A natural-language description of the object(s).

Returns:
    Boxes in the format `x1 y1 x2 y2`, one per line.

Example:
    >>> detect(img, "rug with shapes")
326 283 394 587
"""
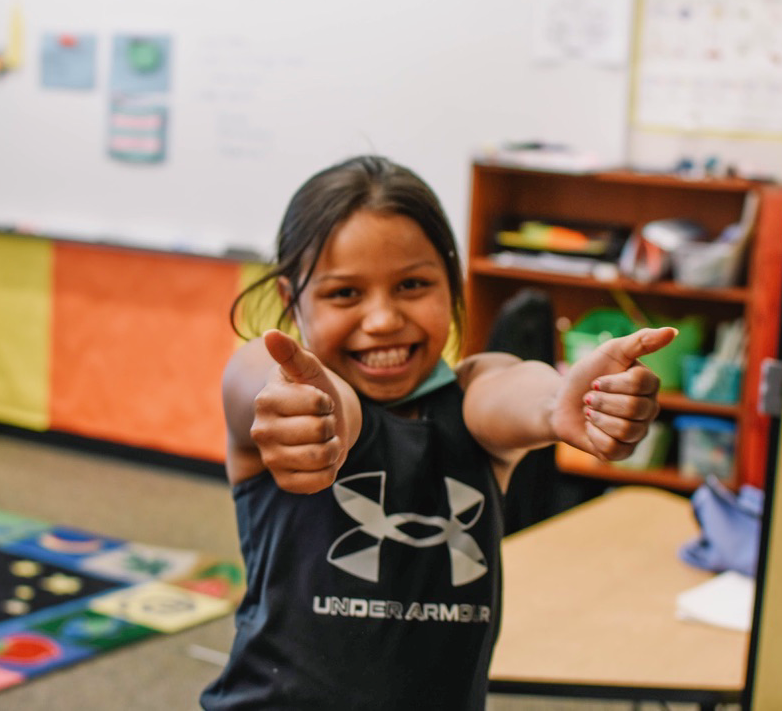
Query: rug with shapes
0 510 243 691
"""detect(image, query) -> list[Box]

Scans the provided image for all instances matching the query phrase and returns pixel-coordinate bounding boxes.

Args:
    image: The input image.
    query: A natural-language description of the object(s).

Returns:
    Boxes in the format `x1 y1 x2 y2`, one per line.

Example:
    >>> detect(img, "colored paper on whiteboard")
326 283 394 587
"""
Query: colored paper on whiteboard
107 99 167 163
3 4 25 72
40 33 97 90
110 35 172 94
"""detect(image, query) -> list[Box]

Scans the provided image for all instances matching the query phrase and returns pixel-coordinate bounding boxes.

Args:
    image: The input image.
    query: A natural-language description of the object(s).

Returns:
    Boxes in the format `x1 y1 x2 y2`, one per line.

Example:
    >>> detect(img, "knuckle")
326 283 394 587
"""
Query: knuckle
253 390 273 412
314 469 339 491
625 398 646 419
274 470 336 495
627 367 646 388
635 424 650 442
300 386 330 415
318 416 335 442
627 423 646 443
273 473 302 494
617 420 633 439
306 443 338 469
634 398 657 421
250 421 271 444
305 447 324 467
611 419 635 442
638 367 659 392
262 450 284 472
317 392 335 415
606 443 634 462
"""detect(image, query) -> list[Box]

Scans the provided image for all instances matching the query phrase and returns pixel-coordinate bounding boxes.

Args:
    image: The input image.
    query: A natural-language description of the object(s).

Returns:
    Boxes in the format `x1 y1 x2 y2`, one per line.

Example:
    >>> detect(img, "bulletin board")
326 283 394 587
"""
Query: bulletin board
636 0 782 137
0 0 633 258
632 0 782 136
628 0 782 179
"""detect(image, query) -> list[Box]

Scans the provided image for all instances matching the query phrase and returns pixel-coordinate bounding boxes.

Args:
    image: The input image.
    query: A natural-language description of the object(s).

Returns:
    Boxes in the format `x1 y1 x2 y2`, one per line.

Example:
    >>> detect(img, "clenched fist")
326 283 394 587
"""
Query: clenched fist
252 330 353 494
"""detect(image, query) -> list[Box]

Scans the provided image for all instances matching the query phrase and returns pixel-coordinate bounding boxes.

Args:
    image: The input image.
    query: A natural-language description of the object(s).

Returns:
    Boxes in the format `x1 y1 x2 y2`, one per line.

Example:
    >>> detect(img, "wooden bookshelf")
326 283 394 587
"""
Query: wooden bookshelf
464 163 782 490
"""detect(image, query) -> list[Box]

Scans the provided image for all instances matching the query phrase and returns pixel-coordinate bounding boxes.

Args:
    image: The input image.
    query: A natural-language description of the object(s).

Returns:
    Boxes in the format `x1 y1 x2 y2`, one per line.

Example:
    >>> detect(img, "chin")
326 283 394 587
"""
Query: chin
355 380 413 404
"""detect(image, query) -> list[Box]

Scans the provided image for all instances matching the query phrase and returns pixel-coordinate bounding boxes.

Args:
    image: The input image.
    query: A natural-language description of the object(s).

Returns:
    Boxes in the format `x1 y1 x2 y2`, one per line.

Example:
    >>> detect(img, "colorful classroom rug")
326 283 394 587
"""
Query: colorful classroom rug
0 509 243 692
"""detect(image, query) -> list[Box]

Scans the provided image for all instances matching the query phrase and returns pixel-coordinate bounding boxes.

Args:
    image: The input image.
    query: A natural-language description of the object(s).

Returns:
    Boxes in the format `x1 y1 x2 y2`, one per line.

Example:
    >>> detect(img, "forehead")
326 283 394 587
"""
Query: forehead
315 210 445 273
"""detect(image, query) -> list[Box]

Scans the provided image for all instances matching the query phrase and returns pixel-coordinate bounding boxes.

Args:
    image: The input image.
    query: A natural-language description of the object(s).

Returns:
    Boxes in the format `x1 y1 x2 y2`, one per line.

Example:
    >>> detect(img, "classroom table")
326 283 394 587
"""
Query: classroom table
489 486 749 707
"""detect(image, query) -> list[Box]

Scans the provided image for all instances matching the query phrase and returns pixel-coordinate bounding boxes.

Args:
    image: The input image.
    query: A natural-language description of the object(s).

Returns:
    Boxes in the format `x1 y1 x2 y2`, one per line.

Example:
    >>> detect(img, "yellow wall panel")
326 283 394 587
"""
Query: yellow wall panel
0 234 51 430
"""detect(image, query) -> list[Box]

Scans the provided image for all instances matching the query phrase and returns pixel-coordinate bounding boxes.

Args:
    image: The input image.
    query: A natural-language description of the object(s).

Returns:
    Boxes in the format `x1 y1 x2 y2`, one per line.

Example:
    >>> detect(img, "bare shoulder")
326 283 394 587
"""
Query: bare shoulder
224 337 275 381
222 337 277 486
222 337 279 411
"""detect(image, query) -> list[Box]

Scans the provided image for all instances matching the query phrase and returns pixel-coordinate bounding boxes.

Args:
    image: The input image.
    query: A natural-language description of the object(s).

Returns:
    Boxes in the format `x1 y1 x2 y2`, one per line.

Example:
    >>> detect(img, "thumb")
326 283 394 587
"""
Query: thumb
600 326 678 370
264 329 325 384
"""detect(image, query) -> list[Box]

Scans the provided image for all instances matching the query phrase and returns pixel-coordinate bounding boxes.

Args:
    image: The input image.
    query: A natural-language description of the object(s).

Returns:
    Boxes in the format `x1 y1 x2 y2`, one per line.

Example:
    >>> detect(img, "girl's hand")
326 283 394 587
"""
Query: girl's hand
252 330 351 494
550 327 677 461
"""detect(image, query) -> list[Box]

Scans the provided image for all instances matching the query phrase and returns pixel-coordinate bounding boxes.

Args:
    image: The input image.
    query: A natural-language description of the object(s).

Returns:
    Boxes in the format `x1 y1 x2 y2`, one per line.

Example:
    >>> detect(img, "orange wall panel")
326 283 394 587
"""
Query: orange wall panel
50 242 241 461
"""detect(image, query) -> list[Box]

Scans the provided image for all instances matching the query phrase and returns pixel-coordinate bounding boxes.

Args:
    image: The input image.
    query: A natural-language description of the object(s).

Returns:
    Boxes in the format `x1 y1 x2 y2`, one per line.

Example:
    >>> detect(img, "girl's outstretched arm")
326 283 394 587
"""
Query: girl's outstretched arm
222 330 361 490
459 327 677 491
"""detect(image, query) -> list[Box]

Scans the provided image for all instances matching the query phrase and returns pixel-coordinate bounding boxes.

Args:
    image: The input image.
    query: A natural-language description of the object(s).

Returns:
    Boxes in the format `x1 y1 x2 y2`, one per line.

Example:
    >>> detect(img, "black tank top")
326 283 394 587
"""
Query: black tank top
201 381 504 710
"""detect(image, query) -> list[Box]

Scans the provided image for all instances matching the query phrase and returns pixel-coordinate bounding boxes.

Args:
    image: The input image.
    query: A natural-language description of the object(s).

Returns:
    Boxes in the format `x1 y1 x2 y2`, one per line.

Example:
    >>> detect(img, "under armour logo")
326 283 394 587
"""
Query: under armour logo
328 471 487 586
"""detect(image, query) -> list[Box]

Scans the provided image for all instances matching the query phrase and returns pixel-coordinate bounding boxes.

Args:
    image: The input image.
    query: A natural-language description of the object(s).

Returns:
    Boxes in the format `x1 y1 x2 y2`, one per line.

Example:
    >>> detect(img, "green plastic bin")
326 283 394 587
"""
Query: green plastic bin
562 308 705 391
562 309 635 364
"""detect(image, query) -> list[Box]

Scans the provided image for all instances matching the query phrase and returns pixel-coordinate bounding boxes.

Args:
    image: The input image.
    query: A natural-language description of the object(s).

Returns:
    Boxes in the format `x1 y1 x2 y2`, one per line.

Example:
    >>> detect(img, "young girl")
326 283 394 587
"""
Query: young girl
201 155 675 710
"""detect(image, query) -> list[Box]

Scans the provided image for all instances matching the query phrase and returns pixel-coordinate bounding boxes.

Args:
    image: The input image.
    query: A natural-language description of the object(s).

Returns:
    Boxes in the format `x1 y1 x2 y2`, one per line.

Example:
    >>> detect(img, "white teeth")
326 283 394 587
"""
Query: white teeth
359 347 411 368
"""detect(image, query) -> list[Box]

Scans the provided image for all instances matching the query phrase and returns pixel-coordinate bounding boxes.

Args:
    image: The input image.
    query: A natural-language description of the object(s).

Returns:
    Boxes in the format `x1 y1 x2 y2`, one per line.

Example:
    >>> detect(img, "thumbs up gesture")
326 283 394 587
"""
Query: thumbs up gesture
251 330 359 494
551 327 677 461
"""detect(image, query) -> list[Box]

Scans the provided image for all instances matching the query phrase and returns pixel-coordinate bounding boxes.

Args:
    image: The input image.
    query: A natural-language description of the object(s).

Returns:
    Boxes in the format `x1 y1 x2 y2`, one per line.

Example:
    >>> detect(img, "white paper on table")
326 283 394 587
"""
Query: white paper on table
676 571 755 632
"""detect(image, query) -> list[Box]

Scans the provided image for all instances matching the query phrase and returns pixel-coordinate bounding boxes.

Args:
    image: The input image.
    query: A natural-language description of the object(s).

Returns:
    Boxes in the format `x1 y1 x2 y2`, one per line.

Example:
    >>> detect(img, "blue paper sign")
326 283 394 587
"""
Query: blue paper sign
40 34 97 90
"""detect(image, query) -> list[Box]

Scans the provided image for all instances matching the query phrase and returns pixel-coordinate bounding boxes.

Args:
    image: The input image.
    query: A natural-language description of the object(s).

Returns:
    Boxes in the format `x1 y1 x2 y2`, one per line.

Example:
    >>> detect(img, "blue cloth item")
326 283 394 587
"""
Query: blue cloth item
679 475 764 577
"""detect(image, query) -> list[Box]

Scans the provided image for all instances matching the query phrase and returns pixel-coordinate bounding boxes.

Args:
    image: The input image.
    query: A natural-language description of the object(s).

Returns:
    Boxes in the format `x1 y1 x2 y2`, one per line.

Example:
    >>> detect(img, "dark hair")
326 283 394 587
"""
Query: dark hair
231 155 464 345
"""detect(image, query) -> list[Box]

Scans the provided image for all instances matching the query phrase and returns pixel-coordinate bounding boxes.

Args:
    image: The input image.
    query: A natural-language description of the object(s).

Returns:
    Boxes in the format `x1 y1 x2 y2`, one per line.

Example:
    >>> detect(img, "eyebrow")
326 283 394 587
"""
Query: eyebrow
311 259 441 284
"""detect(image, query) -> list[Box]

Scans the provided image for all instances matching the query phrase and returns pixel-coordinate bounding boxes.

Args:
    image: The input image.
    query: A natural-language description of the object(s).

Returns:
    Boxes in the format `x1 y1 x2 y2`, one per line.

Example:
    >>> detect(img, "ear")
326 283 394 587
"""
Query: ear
276 277 297 326
277 277 292 307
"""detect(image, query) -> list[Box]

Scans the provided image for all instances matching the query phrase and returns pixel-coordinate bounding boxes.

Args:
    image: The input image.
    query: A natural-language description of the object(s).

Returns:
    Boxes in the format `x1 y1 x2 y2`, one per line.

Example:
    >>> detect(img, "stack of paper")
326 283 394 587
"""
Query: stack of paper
676 571 755 632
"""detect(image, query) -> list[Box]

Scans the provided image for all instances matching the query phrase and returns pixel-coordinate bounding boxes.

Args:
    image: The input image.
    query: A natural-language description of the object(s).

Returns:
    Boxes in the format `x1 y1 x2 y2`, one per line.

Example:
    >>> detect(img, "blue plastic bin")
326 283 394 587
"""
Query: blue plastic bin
682 355 743 404
673 415 736 481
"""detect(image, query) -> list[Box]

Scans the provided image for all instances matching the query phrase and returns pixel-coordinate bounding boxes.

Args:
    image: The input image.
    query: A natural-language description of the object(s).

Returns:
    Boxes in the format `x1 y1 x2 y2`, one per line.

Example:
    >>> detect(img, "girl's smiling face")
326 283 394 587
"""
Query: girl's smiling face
282 209 453 403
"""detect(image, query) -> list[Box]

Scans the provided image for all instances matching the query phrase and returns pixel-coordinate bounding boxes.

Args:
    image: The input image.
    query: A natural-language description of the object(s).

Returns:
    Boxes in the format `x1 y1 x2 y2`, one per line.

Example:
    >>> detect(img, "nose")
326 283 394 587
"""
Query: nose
361 297 405 334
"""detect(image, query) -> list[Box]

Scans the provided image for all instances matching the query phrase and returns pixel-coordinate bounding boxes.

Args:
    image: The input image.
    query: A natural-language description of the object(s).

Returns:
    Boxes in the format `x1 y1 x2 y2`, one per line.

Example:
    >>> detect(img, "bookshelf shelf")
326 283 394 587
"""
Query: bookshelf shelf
470 256 750 304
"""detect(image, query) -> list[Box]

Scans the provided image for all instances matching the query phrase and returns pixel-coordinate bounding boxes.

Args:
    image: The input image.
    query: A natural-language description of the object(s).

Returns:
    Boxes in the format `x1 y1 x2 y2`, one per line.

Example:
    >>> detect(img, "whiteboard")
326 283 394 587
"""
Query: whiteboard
0 0 632 258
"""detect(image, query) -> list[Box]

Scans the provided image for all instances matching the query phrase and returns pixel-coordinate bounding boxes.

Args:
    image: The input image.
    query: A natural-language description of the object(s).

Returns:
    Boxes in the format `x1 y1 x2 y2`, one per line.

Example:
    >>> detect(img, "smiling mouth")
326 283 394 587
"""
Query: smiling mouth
352 345 415 369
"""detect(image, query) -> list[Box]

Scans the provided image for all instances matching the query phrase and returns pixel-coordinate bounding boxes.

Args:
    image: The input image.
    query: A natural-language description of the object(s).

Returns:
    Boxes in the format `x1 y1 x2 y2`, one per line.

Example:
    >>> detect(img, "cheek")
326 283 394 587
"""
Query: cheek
420 298 453 347
298 309 351 355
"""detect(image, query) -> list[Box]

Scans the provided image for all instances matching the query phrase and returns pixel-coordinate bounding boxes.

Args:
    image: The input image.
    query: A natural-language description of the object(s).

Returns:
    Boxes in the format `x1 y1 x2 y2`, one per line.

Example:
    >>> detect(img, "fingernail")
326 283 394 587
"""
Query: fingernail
584 393 593 406
592 380 600 391
585 408 593 420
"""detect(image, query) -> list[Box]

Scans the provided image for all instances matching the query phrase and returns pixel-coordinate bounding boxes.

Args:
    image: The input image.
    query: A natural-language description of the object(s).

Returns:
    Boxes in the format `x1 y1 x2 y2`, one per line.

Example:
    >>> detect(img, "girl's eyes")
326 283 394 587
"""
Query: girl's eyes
325 287 359 300
322 278 432 301
398 278 430 291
